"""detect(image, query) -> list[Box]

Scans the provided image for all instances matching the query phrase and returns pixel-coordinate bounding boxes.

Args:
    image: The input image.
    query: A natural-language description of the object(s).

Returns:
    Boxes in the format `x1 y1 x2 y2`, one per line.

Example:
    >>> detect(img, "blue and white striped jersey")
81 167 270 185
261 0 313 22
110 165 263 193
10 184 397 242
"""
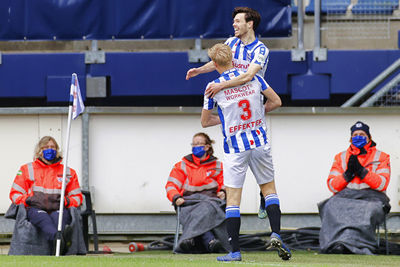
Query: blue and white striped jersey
203 68 270 154
224 37 269 78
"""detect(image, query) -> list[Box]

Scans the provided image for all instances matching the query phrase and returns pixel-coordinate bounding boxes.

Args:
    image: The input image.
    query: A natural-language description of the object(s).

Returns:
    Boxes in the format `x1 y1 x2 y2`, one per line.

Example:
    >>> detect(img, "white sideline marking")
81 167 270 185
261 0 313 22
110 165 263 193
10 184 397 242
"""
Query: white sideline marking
232 262 295 266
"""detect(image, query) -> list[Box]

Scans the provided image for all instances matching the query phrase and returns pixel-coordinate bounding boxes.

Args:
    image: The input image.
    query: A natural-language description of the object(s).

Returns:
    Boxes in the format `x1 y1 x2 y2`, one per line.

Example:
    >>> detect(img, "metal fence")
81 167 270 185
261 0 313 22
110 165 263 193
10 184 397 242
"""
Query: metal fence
370 77 400 106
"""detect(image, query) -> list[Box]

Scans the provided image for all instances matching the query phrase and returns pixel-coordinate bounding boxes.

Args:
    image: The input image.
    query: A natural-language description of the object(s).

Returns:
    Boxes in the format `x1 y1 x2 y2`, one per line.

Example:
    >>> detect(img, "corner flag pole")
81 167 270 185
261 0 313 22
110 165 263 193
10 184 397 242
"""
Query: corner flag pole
55 73 84 257
55 104 73 257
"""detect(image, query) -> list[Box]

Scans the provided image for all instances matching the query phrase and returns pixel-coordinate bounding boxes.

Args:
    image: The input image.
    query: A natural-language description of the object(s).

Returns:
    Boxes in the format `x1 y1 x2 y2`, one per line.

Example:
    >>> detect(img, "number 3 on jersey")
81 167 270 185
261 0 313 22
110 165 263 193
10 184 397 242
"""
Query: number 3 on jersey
238 99 252 120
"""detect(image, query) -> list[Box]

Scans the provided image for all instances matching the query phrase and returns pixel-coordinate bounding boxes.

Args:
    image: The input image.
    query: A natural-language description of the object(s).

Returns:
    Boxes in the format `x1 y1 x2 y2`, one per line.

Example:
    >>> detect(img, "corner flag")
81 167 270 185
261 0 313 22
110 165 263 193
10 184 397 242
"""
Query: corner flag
70 73 85 120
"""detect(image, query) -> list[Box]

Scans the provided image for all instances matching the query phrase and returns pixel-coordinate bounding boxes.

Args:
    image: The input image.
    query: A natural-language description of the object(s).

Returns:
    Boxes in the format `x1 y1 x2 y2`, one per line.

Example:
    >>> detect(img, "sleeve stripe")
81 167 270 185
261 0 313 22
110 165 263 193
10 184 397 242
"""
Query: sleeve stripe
12 193 23 203
12 182 27 194
68 188 82 196
180 161 187 176
71 196 81 206
255 75 268 91
376 175 387 191
340 151 347 171
376 168 390 174
166 186 177 193
27 162 35 182
167 176 183 188
328 179 339 193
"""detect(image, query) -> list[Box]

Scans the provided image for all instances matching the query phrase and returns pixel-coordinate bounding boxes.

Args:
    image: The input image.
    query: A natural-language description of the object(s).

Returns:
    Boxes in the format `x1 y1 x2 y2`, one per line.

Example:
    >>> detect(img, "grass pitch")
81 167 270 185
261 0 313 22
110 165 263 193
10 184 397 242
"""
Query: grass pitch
1 250 400 267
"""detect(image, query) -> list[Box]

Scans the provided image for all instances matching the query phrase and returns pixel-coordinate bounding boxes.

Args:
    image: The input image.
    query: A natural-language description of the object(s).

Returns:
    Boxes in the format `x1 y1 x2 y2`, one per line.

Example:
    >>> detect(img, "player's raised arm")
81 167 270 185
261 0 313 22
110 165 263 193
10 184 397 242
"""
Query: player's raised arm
186 61 216 80
205 63 261 98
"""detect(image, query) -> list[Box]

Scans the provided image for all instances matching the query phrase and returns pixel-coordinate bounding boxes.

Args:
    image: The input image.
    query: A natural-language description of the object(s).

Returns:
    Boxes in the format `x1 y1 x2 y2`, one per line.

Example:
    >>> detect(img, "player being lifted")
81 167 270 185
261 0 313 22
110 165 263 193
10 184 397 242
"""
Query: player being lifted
201 43 291 262
186 6 270 219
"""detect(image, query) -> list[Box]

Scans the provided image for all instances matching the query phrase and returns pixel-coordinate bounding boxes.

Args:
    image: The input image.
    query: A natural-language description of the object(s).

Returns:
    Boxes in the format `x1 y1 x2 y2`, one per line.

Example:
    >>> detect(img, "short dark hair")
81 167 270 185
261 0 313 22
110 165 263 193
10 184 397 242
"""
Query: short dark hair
232 7 261 31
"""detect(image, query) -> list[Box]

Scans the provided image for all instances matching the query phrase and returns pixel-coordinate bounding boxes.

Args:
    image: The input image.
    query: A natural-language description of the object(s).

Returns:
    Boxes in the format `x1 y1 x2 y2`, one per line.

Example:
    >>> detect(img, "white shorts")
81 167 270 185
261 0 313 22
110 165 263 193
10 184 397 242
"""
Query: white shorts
223 143 275 188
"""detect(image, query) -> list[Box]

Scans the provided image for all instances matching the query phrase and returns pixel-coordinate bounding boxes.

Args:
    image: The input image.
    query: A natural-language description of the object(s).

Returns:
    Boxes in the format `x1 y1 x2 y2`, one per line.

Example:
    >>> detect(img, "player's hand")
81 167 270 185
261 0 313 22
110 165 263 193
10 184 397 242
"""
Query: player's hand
217 191 226 200
186 68 200 80
205 83 224 98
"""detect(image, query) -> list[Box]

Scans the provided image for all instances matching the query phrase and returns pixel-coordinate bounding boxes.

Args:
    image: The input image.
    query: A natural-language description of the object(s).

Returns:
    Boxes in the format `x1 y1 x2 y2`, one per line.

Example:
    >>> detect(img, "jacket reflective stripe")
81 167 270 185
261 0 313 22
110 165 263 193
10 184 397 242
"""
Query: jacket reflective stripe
167 176 183 188
183 180 219 192
12 182 27 195
166 186 177 192
32 185 62 194
371 151 381 173
328 180 338 193
68 188 82 196
12 193 22 203
71 196 81 206
329 171 341 176
180 161 187 176
27 162 35 182
347 182 370 190
376 168 390 174
212 161 223 177
376 175 387 191
340 151 347 171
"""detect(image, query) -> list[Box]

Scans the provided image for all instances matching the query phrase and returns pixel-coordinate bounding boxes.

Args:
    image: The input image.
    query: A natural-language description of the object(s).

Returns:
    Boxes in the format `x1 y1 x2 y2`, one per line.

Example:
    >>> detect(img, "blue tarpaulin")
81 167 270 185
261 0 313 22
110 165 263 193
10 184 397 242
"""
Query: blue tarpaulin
0 0 291 40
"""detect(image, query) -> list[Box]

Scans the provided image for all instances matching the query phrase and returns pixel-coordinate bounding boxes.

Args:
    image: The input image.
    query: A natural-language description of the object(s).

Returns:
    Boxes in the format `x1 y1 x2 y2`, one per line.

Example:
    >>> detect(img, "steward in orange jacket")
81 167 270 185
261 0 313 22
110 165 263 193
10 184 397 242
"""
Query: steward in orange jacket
327 121 390 194
166 154 224 203
320 122 391 255
10 158 82 212
165 133 227 253
8 136 82 247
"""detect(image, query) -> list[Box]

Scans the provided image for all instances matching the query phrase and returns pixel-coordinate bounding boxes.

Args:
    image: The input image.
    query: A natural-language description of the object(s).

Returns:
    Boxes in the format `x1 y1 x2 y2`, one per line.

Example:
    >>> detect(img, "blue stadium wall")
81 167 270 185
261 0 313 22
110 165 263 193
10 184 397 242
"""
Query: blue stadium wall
0 0 398 106
0 50 399 106
0 0 291 39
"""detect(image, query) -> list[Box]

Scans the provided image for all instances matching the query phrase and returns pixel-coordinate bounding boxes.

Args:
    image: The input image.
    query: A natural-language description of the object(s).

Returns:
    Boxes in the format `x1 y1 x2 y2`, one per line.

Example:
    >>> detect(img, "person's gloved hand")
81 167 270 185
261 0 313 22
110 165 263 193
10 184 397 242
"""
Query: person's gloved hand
343 169 355 182
347 155 357 171
353 156 369 179
343 155 357 182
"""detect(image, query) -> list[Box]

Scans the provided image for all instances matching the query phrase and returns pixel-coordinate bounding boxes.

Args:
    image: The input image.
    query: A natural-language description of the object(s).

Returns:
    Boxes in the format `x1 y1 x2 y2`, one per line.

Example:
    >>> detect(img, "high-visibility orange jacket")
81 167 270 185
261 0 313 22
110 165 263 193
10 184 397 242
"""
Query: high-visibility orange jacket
327 141 390 194
165 154 224 203
9 158 83 212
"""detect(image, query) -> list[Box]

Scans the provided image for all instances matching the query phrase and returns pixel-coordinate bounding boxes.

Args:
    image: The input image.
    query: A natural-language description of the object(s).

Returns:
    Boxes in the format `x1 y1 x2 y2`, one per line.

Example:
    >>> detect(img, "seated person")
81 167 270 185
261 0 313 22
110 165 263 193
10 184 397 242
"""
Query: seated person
165 132 229 253
8 136 85 255
319 121 391 255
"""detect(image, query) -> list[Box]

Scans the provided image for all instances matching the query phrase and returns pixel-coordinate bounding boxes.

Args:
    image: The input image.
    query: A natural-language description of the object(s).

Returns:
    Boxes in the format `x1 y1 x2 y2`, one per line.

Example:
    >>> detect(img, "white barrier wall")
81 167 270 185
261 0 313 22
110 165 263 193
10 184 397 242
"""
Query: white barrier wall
1 108 399 214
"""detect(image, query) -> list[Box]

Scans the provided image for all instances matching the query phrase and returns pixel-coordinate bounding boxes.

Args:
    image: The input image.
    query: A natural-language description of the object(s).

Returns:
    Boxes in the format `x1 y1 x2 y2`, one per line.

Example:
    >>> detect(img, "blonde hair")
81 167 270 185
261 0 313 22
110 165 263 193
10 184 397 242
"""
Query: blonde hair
34 136 62 160
208 43 232 68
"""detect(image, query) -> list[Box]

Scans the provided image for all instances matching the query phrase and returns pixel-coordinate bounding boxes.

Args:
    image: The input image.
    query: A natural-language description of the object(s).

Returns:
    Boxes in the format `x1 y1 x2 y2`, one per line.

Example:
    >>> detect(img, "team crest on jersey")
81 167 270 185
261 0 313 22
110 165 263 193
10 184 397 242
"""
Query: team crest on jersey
256 53 264 63
17 170 22 175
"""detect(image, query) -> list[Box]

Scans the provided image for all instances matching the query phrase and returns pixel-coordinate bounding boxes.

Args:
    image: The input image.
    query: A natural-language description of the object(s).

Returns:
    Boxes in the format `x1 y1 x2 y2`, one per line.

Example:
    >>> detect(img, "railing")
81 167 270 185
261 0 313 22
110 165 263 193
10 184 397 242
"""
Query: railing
341 58 400 107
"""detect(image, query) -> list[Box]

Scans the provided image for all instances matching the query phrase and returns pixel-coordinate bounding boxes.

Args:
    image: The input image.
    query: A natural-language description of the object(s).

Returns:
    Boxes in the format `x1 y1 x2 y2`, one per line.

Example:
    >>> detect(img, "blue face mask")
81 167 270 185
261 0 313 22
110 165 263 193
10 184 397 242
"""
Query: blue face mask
352 135 367 148
192 146 206 158
43 148 57 161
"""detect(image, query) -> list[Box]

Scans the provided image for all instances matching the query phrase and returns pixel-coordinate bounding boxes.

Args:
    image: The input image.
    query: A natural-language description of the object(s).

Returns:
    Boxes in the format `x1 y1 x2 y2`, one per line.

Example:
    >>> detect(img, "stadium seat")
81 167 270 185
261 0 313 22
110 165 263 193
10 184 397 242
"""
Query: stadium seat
305 0 350 15
352 0 398 14
81 190 99 253
376 209 390 255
